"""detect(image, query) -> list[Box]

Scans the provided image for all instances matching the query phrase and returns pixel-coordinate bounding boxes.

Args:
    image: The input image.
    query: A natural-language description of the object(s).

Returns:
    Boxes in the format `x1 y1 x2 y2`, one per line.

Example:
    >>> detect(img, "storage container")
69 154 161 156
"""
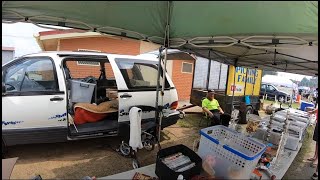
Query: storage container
198 125 266 179
245 95 251 105
155 144 202 180
300 101 314 111
69 79 96 103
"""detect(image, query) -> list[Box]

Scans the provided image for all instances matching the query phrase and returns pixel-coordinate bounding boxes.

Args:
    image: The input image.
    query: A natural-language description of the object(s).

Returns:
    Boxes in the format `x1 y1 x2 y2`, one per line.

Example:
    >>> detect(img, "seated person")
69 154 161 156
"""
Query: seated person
202 90 225 126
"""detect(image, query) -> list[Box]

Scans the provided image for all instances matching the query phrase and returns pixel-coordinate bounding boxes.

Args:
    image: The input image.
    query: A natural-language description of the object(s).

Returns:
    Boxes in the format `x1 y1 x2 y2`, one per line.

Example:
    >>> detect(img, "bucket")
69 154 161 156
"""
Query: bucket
245 95 251 105
300 101 314 111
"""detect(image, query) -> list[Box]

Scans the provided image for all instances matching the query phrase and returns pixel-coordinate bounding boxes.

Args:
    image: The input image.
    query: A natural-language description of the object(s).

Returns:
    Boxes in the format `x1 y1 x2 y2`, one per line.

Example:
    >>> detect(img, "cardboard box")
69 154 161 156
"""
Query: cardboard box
2 157 18 179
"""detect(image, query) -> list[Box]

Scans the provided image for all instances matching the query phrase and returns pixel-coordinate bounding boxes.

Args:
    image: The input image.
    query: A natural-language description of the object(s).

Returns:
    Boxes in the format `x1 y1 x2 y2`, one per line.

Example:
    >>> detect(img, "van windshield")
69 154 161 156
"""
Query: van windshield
115 58 170 89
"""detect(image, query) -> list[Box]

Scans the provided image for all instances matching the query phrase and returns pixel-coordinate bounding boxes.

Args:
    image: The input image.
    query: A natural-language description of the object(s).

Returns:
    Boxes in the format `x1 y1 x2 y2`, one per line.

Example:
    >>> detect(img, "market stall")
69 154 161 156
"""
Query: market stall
101 107 311 180
100 144 302 180
2 1 317 179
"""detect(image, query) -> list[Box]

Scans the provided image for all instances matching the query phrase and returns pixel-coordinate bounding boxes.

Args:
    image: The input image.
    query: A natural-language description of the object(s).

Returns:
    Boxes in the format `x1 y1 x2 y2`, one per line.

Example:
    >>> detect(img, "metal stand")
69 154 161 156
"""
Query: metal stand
271 110 290 169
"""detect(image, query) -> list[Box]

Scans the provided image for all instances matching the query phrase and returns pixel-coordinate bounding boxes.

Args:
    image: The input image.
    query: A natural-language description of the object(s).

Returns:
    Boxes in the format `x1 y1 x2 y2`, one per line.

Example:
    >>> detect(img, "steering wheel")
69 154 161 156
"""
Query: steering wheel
5 83 17 91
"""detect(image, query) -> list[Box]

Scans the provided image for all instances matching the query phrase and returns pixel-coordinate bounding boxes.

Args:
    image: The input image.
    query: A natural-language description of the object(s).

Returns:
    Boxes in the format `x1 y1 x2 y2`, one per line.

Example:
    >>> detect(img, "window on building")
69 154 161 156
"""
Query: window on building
77 61 100 66
181 62 193 73
77 49 101 52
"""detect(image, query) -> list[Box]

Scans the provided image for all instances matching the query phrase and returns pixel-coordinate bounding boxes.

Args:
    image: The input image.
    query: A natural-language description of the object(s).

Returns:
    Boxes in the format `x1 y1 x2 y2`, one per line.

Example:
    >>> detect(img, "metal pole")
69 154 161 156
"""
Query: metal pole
155 47 163 139
252 69 257 96
206 51 212 91
158 48 168 140
218 63 222 89
231 59 238 113
161 48 168 105
157 1 171 141
244 68 248 96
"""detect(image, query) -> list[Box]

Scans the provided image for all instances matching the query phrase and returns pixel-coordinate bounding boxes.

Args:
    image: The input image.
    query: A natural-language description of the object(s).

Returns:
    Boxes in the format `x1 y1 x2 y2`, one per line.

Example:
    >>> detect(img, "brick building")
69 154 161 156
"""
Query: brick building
2 46 15 65
35 29 194 100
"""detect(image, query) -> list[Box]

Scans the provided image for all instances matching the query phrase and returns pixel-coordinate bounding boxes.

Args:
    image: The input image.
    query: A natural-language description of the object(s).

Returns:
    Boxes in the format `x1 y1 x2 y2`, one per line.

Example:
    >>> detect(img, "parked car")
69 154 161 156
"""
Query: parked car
2 51 180 154
260 83 291 102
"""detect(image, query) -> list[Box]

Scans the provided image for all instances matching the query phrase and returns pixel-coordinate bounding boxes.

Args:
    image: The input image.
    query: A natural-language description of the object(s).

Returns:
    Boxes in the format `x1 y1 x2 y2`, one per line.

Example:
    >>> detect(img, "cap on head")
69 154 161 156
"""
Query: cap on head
208 90 215 93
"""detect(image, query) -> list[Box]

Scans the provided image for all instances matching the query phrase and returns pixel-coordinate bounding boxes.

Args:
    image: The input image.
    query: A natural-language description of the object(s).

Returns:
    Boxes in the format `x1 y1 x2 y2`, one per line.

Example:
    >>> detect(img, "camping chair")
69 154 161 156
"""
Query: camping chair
199 98 211 127
199 111 211 127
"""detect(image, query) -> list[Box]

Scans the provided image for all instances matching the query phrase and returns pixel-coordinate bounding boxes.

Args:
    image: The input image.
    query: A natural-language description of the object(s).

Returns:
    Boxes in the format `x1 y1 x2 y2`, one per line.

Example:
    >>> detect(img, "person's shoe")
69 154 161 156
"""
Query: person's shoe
312 172 318 180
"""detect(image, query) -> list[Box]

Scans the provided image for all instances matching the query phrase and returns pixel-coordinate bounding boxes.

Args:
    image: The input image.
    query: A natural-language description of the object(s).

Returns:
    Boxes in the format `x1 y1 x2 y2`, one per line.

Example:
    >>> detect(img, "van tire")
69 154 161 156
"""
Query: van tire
2 140 7 159
238 106 253 124
278 95 285 102
179 111 185 119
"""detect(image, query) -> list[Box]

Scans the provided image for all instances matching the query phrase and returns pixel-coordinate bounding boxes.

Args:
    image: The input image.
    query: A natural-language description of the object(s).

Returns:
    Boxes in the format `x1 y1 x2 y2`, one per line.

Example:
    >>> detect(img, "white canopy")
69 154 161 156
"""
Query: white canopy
262 75 298 88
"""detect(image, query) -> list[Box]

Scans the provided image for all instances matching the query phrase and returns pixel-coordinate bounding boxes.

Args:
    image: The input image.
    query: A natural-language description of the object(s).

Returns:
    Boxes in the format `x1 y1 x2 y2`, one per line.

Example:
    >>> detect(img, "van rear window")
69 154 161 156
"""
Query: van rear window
115 58 170 89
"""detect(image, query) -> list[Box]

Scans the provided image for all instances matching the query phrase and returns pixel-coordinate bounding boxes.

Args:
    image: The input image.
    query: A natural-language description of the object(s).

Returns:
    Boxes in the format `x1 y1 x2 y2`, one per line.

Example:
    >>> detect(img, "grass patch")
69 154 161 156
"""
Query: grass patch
291 125 314 163
176 114 207 128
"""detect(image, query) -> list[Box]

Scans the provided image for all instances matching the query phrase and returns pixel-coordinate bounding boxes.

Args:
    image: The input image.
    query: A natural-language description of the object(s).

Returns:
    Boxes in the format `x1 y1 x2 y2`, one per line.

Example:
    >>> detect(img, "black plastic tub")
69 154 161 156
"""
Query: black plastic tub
155 144 202 180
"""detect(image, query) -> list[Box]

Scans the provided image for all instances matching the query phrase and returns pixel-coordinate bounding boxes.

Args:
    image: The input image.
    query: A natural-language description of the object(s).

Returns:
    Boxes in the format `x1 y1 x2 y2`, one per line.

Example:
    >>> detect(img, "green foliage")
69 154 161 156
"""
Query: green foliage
299 77 318 87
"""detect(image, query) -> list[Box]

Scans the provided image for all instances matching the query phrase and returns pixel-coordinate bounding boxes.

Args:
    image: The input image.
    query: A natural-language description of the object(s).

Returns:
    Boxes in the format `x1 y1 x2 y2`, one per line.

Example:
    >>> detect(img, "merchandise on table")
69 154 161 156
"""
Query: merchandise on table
253 127 301 150
132 172 158 180
155 144 202 180
198 125 267 179
258 117 305 141
161 153 196 172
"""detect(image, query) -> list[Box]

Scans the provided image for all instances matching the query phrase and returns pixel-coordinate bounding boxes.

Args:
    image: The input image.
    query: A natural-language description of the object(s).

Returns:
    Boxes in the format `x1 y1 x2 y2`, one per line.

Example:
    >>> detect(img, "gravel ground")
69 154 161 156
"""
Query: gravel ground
7 119 201 179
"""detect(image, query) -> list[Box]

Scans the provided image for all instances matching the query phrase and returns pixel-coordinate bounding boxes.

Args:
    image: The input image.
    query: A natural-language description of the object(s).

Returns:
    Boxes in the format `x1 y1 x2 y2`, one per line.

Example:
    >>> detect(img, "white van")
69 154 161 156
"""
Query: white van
2 51 180 151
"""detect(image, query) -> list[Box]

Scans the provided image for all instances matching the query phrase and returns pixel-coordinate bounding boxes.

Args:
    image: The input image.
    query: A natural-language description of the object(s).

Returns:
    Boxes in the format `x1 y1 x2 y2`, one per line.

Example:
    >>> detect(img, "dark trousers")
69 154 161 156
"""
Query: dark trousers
209 110 231 127
210 110 221 126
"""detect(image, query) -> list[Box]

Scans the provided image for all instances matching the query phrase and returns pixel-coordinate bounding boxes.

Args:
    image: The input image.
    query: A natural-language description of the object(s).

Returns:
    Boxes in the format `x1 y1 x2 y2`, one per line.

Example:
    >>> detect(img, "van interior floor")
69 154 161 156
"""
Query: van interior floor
69 118 118 136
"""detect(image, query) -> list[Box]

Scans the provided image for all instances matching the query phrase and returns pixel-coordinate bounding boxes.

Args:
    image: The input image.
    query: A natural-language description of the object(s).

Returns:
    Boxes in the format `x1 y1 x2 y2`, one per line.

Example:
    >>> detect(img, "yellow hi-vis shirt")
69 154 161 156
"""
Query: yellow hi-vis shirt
202 98 220 110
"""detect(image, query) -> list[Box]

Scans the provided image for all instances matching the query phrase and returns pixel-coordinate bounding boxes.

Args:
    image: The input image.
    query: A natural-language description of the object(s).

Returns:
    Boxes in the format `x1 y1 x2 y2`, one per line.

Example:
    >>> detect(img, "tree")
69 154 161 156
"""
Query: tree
298 77 318 87
299 77 310 86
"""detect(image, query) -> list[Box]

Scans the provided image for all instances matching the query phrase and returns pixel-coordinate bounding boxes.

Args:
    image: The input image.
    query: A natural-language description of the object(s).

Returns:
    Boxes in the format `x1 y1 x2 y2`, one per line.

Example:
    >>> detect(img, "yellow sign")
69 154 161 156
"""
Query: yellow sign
226 66 262 96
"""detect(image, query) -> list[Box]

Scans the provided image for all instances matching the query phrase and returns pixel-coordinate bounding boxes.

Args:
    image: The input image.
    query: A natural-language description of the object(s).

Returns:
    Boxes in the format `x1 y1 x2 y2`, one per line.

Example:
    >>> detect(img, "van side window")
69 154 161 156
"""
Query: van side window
116 60 170 89
261 84 266 91
4 57 58 92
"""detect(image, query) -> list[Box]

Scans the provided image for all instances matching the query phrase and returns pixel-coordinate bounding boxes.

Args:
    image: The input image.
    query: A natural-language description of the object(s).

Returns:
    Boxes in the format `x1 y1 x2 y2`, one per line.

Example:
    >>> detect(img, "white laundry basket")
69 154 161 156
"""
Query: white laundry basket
198 125 266 179
69 79 96 103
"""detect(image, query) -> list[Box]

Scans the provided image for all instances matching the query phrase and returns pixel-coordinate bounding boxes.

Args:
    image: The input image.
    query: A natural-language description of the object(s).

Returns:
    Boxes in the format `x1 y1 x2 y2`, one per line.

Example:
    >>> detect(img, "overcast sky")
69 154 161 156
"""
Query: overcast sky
2 22 313 81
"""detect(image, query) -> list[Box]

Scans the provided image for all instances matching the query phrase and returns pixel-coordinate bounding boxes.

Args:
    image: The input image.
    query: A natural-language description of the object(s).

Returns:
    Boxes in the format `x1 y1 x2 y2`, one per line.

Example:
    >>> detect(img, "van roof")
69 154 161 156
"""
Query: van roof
21 51 158 62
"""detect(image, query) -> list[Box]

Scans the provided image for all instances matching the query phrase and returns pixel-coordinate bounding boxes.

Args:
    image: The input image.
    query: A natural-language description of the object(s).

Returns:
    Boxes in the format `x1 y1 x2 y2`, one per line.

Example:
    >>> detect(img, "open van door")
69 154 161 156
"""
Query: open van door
112 57 173 123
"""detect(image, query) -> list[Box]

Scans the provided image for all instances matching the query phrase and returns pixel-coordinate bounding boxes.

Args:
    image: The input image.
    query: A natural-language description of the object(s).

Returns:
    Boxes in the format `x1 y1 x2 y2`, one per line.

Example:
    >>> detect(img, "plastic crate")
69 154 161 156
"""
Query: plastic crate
198 125 266 179
69 79 96 103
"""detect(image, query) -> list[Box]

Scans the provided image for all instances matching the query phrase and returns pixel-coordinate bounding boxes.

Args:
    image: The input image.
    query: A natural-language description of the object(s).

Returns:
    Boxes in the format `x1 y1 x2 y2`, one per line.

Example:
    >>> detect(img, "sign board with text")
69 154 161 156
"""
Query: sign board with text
226 66 262 96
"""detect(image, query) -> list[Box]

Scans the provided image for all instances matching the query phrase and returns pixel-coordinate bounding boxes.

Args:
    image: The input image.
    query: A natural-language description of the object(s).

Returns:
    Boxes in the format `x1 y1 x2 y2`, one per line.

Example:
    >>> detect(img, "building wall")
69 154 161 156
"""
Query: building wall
2 50 14 65
60 37 140 55
59 37 139 79
171 60 195 100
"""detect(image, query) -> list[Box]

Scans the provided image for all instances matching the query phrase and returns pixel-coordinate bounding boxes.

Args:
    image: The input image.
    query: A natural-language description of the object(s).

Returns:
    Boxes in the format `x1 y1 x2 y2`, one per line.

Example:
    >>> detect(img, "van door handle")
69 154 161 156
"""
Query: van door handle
120 94 132 98
50 97 64 101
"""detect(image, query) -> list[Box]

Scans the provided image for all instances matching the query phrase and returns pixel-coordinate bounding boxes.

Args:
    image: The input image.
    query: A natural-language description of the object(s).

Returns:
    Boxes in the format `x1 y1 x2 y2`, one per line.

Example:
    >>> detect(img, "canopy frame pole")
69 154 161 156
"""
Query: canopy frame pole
157 1 171 142
231 59 238 113
155 46 164 137
206 50 212 91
